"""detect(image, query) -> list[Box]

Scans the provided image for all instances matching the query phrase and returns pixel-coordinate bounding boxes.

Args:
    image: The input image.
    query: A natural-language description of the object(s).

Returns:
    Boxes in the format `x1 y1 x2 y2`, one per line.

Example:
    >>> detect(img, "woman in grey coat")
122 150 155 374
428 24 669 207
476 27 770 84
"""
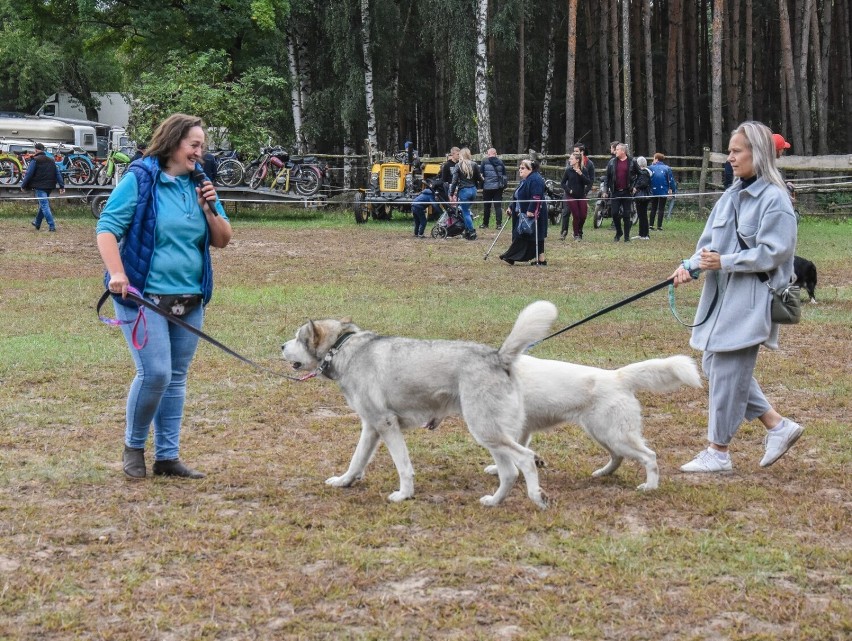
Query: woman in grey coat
670 121 803 474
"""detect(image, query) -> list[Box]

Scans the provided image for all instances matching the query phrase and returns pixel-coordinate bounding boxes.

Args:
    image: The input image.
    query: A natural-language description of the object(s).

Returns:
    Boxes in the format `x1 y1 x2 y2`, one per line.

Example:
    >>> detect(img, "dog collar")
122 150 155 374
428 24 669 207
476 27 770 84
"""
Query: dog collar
316 332 356 379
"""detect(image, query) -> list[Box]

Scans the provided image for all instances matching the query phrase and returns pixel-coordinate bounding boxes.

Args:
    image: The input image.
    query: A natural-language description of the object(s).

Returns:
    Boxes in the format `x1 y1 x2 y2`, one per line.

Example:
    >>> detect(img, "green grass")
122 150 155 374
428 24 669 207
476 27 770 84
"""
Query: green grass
0 204 850 640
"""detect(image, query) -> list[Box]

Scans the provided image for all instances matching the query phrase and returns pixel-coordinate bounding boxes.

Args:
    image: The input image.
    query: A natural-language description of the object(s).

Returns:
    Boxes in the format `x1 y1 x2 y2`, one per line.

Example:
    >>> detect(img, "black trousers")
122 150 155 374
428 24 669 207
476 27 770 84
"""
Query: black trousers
481 188 505 226
611 190 633 238
649 196 667 229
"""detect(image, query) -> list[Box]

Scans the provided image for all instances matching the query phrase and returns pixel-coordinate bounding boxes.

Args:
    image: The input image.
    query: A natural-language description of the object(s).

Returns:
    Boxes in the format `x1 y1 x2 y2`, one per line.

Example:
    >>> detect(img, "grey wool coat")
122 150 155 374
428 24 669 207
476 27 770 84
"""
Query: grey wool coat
684 178 797 352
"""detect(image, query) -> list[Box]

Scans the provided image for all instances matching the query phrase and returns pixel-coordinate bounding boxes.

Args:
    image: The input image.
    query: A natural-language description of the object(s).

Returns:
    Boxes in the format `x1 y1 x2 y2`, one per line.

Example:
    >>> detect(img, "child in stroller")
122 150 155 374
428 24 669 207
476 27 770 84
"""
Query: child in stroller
429 180 465 238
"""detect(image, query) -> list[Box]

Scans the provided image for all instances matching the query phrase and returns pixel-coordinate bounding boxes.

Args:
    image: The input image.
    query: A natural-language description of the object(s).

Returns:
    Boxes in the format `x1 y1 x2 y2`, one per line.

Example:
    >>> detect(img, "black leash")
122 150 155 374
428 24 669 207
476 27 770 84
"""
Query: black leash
528 276 719 349
97 289 309 380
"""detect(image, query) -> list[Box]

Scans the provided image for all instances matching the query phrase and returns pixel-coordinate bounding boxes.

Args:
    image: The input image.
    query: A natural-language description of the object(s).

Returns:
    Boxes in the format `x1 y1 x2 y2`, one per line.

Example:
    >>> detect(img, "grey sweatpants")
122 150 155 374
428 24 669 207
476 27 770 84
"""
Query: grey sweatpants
703 347 772 446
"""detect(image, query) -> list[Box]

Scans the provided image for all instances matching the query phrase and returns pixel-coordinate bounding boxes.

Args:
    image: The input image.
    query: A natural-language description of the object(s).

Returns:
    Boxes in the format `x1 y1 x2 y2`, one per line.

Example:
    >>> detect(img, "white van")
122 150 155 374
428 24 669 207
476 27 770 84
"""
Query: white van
0 117 97 155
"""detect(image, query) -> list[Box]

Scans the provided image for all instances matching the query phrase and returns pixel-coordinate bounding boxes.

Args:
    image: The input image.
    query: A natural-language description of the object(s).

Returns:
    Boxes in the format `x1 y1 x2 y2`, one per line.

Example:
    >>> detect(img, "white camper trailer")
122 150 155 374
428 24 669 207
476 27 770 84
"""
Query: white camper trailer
36 93 131 129
0 117 98 154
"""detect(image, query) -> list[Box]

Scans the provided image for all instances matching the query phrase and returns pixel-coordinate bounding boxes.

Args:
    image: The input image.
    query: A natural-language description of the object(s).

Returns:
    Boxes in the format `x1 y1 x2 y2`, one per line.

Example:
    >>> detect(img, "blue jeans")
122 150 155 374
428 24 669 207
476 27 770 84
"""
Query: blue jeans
457 186 477 231
33 190 56 230
412 206 427 236
115 297 203 461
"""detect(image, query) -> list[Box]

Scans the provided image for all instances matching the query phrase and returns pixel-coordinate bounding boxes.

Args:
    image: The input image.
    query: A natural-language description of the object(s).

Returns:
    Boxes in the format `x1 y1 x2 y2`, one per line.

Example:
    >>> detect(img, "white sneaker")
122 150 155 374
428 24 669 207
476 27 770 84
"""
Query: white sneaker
760 419 804 467
680 449 733 473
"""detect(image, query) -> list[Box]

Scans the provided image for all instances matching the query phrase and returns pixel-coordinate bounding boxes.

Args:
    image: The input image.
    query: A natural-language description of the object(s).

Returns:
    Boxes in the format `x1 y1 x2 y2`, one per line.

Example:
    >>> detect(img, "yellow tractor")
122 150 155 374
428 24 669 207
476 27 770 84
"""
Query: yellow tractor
354 146 442 223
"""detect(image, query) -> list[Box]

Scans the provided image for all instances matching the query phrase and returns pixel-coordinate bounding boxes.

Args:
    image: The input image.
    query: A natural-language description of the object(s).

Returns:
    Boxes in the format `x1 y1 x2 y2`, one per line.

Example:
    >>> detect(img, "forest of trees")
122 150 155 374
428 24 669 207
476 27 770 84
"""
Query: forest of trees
1 0 850 158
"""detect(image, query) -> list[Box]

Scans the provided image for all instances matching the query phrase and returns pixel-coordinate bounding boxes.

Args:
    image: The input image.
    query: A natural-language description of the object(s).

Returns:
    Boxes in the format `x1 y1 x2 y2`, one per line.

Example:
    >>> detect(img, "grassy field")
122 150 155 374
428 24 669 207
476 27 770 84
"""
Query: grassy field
0 202 849 640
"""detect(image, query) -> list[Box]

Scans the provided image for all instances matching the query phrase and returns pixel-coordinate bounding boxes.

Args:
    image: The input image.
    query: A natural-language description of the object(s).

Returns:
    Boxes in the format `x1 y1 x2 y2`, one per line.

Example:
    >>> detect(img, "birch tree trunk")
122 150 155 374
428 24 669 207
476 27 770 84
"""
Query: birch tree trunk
563 0 578 153
642 0 655 153
610 0 622 141
474 0 492 154
663 0 682 152
286 34 306 154
360 0 379 158
541 18 556 154
710 0 724 153
778 0 803 153
621 0 633 150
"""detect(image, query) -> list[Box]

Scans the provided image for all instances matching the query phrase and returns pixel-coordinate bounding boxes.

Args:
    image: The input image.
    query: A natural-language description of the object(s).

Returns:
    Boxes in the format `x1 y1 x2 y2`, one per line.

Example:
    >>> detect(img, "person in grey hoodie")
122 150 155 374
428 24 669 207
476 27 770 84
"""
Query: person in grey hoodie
671 121 803 475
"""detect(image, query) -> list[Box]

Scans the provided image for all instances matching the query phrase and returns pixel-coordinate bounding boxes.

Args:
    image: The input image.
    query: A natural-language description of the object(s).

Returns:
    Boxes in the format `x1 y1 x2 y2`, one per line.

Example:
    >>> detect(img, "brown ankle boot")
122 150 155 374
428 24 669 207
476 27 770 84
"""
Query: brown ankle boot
123 446 146 479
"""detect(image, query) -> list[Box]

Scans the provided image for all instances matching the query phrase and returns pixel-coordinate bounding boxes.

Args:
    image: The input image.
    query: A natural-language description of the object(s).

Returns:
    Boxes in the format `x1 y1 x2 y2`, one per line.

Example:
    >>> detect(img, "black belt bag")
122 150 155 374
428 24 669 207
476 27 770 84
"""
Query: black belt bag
149 294 202 317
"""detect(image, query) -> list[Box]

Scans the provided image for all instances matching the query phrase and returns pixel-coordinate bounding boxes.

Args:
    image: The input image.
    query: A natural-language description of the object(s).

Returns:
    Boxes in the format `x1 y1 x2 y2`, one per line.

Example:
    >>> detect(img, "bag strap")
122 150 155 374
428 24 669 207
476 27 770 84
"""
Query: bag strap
732 200 770 284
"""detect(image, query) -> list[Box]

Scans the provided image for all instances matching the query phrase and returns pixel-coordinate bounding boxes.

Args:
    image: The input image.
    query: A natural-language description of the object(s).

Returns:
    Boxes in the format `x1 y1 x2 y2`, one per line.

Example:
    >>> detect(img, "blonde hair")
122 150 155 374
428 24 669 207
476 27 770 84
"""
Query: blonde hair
731 121 786 191
457 147 475 179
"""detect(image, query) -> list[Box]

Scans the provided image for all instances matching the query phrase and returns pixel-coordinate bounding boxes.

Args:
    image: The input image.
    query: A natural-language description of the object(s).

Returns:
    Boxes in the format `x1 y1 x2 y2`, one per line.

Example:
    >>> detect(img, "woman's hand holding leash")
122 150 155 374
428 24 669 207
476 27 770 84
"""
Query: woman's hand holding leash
108 272 129 298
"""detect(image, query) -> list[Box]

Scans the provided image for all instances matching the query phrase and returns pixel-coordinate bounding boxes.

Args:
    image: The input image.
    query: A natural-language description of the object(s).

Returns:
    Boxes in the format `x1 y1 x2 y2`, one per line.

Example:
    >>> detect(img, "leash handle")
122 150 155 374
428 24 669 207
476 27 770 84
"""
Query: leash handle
667 271 721 328
96 289 307 380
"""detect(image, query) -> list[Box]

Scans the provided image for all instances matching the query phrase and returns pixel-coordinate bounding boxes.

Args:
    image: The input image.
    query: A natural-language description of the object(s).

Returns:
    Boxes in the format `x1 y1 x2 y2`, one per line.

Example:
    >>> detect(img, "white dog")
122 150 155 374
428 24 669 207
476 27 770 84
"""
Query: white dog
486 354 702 490
282 301 558 508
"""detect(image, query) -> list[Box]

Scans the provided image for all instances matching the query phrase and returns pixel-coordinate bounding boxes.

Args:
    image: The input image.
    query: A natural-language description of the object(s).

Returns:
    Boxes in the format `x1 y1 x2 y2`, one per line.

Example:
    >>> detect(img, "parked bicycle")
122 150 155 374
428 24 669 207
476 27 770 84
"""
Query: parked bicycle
51 144 97 186
245 146 323 197
212 150 245 187
95 143 131 185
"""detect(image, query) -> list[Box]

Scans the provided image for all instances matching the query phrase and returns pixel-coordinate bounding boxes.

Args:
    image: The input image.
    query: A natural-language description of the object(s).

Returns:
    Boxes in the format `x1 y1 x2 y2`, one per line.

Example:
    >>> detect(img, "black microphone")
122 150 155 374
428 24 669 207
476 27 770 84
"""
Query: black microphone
190 169 218 215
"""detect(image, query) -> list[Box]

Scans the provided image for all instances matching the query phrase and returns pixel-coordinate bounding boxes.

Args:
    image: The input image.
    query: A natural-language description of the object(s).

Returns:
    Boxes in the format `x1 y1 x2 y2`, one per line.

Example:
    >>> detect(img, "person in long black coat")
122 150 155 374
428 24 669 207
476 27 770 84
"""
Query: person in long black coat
499 159 549 266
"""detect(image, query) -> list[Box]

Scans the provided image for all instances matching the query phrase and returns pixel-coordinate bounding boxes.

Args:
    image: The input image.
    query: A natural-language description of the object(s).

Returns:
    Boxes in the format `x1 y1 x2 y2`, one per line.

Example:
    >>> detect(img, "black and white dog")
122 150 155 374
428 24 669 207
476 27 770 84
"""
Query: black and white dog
793 255 818 303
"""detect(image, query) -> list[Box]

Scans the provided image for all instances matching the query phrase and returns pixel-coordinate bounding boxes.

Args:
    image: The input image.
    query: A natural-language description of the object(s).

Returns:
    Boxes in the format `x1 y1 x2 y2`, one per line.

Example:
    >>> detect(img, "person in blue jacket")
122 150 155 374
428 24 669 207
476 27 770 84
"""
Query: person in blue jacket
96 113 233 481
648 152 676 231
410 180 437 238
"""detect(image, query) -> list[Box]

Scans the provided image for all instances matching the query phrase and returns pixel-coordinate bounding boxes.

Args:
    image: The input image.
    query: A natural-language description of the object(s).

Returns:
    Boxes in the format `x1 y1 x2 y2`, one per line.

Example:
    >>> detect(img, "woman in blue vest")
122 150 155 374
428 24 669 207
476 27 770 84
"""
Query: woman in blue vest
96 114 233 480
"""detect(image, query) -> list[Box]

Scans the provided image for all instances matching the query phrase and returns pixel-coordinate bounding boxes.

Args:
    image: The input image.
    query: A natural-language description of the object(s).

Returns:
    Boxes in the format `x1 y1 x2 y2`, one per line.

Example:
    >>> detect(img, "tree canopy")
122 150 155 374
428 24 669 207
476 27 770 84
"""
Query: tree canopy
1 0 849 157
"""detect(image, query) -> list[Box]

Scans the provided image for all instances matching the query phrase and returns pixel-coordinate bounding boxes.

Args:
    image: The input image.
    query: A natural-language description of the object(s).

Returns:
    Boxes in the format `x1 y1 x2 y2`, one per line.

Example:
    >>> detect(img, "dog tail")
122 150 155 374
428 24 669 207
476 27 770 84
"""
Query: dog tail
498 301 558 366
615 355 703 393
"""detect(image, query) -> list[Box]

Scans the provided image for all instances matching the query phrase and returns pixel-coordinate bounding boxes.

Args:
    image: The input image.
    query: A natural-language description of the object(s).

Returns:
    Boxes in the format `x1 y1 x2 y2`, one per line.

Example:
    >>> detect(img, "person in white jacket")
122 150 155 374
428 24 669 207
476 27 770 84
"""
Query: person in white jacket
670 121 803 474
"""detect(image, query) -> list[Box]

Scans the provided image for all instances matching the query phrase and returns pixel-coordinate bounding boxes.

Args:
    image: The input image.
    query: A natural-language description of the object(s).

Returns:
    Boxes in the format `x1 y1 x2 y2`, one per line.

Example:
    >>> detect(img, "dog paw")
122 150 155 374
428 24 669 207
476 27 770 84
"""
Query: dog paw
636 482 658 491
591 467 610 478
483 464 498 475
534 455 547 468
479 494 500 507
533 491 549 510
387 490 413 503
325 475 353 487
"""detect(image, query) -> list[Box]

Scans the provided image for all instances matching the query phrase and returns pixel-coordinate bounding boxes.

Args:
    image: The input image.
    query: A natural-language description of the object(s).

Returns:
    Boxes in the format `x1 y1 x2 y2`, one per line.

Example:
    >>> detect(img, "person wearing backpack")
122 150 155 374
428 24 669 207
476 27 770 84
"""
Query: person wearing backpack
480 148 507 229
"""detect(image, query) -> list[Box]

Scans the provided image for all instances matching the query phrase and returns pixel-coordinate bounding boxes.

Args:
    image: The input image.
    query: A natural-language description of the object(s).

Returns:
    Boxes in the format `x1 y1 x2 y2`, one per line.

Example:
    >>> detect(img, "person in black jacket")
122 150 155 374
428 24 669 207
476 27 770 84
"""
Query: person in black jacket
21 143 65 232
632 156 653 239
604 143 639 242
560 152 591 240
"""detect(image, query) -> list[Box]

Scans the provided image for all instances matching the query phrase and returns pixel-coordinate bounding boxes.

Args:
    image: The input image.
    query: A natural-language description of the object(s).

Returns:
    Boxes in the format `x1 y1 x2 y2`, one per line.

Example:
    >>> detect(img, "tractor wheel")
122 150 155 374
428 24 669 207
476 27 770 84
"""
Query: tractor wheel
354 192 368 224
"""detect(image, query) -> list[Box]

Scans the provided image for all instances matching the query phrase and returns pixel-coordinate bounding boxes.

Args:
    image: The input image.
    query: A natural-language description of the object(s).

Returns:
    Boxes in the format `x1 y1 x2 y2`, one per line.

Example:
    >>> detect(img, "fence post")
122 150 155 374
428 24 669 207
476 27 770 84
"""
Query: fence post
698 147 710 212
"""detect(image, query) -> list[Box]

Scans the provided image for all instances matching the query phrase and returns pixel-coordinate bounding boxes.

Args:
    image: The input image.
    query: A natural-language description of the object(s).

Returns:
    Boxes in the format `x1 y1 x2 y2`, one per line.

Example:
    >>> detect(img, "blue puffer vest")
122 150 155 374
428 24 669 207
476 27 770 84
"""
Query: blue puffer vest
105 156 213 308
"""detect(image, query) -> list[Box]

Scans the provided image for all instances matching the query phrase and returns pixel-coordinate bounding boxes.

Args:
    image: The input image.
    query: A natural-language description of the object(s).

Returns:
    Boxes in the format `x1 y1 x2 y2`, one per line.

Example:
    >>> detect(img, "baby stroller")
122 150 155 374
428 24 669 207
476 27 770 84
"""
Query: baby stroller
430 207 466 238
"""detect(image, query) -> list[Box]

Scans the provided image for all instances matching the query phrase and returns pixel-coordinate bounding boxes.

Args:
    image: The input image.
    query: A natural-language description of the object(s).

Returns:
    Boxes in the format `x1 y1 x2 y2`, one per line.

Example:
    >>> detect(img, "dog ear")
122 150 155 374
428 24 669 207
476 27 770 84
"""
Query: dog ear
340 316 352 324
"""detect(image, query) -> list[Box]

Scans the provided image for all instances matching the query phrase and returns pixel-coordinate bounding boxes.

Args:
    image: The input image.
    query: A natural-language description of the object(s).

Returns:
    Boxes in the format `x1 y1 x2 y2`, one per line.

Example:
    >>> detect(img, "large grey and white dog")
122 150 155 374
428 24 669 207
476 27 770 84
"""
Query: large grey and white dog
281 301 558 508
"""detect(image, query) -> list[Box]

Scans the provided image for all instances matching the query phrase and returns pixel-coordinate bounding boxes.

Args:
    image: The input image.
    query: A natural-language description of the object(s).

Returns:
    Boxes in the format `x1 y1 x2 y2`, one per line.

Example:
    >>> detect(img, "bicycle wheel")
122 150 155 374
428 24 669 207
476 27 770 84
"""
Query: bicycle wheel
217 158 244 187
294 166 321 197
67 158 94 186
95 164 111 186
249 165 266 189
0 159 21 185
